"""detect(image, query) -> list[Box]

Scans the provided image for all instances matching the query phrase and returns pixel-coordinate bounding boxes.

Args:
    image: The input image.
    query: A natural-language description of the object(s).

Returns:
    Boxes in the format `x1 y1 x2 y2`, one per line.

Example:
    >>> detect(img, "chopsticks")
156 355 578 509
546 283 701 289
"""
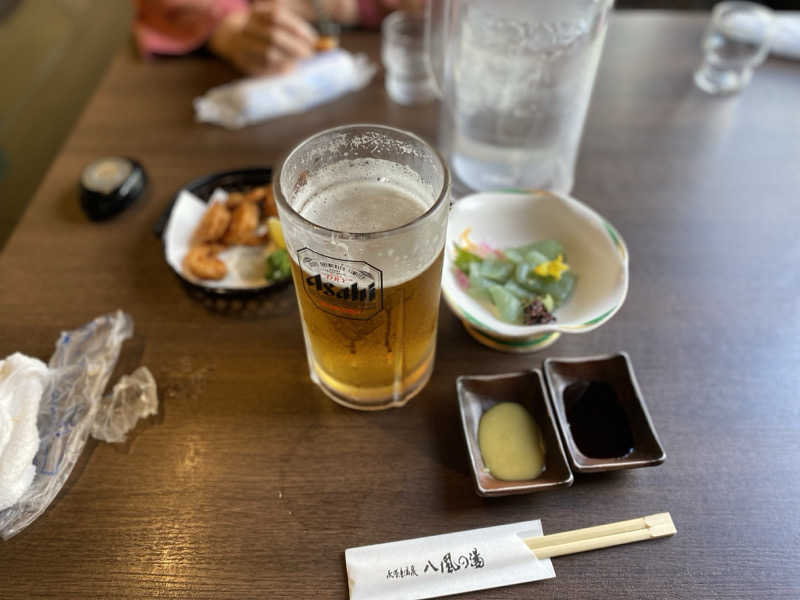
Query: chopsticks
525 512 676 560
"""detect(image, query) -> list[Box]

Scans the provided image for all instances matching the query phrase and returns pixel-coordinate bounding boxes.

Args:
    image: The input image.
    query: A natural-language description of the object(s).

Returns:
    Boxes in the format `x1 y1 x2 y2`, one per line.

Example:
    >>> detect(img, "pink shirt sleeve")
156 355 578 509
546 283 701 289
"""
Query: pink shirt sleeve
133 0 248 56
357 0 389 29
356 0 383 28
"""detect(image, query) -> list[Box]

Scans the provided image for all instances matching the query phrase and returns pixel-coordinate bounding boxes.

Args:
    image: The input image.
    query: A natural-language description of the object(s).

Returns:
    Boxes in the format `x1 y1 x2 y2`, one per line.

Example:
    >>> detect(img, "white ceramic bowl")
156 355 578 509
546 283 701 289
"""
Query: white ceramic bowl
441 191 629 353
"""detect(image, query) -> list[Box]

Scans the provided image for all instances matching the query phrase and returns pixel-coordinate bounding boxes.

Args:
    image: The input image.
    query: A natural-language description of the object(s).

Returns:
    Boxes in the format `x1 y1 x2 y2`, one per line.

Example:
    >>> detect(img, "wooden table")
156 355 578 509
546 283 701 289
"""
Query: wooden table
1 12 799 599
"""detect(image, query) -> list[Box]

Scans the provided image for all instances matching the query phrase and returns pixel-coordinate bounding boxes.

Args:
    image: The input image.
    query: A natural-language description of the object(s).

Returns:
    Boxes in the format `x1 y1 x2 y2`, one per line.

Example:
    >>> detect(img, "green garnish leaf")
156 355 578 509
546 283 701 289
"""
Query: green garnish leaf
453 244 483 273
266 248 291 282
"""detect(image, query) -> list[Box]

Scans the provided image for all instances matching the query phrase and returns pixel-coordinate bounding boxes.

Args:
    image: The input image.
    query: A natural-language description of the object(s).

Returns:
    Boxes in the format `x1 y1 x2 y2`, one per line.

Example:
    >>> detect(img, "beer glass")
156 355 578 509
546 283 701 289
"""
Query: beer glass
275 125 451 410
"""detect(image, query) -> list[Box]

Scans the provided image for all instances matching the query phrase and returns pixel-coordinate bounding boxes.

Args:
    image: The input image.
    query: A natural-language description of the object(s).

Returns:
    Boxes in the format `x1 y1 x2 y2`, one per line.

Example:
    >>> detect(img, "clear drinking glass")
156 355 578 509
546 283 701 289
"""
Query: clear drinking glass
426 0 613 196
274 125 450 411
382 11 438 105
694 1 774 95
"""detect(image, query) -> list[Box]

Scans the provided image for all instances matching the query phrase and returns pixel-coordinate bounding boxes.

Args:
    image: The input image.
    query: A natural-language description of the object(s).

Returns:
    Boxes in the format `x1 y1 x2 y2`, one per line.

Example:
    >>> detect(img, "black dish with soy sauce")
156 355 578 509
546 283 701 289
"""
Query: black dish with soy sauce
543 353 665 473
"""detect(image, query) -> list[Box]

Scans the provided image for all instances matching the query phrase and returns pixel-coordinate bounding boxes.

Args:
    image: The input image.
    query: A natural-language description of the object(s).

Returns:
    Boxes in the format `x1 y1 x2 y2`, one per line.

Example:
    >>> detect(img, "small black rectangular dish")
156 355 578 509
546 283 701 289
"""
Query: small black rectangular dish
543 353 665 473
457 370 573 496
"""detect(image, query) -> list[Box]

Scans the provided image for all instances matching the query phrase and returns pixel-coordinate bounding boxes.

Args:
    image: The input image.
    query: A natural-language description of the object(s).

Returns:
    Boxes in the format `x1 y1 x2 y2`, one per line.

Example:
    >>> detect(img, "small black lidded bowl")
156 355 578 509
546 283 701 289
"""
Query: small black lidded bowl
543 352 666 474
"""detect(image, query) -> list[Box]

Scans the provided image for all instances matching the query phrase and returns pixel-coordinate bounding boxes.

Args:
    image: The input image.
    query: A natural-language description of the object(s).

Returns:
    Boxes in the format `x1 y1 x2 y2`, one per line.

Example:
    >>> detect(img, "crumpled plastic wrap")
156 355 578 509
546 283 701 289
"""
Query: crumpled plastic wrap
0 310 157 540
91 367 157 444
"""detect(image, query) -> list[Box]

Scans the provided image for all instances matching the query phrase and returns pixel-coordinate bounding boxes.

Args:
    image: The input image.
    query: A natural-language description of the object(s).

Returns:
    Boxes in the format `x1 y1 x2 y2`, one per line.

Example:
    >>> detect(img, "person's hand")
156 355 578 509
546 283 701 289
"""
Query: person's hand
209 0 319 76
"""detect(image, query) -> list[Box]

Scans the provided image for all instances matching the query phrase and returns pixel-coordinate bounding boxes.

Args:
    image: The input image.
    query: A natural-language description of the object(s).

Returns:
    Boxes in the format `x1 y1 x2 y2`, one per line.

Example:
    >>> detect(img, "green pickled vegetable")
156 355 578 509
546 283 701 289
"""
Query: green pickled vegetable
504 279 536 302
515 264 576 306
468 282 493 303
467 262 494 302
513 240 565 261
488 285 523 324
454 234 573 324
531 239 565 260
478 257 514 283
503 248 526 263
523 249 550 267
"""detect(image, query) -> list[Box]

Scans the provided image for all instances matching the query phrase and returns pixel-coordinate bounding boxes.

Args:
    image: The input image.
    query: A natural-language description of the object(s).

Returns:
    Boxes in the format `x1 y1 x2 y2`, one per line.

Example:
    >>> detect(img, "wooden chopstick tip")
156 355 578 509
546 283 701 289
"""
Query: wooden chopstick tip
524 512 676 561
644 512 677 537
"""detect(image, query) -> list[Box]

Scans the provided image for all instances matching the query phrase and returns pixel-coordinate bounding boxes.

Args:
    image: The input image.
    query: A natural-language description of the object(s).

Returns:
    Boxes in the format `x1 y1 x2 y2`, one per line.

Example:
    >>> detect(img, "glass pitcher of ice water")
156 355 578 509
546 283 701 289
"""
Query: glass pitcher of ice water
426 0 613 196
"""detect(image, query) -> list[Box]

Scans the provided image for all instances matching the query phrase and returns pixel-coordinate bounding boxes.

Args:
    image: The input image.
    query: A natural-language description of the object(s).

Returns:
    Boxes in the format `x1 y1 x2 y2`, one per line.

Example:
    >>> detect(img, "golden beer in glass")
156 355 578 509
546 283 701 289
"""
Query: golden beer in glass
275 125 450 410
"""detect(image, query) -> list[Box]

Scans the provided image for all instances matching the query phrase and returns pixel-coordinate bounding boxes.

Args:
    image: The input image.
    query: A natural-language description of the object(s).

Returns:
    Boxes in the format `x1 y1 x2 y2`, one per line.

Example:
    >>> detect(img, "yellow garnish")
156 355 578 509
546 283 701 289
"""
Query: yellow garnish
267 216 285 249
458 227 479 253
533 253 569 280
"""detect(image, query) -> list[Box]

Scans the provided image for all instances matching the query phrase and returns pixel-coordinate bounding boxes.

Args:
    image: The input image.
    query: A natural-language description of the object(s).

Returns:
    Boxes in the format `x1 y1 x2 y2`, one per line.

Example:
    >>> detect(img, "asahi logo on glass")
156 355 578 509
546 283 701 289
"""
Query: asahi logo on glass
297 248 383 320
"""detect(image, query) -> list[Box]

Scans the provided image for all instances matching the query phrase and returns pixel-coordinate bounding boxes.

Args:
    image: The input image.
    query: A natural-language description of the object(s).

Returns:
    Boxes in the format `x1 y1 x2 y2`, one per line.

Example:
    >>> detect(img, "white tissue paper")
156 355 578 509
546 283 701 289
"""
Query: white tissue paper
164 188 275 288
0 311 158 540
345 520 555 600
194 49 377 129
0 354 49 511
728 13 800 60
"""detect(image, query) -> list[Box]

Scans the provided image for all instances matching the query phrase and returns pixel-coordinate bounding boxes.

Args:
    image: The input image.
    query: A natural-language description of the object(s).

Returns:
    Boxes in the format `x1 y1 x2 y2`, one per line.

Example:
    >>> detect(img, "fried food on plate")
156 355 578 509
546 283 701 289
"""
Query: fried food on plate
225 191 246 209
184 244 227 280
181 184 280 284
223 202 260 245
244 187 267 204
192 202 231 244
226 186 267 210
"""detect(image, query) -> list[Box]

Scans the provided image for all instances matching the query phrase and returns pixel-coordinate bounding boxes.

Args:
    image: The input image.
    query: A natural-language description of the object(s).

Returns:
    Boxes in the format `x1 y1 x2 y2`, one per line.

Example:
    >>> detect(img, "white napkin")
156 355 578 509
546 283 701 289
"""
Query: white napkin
765 15 800 59
728 13 800 60
0 354 49 511
194 49 377 129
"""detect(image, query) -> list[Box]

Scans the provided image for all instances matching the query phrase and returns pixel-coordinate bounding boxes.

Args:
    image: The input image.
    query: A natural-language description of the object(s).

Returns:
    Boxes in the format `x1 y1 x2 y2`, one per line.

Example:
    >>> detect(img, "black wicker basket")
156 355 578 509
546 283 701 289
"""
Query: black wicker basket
154 167 295 318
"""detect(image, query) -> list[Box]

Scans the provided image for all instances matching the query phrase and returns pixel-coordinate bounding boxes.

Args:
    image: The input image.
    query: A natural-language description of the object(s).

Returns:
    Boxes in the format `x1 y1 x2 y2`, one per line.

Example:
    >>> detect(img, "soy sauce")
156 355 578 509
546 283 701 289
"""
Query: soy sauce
564 380 633 458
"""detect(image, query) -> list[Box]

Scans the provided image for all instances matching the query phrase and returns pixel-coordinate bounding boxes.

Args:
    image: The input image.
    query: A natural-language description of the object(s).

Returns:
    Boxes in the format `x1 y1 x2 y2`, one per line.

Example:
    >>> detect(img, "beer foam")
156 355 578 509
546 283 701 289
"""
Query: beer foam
293 159 433 234
290 158 445 287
